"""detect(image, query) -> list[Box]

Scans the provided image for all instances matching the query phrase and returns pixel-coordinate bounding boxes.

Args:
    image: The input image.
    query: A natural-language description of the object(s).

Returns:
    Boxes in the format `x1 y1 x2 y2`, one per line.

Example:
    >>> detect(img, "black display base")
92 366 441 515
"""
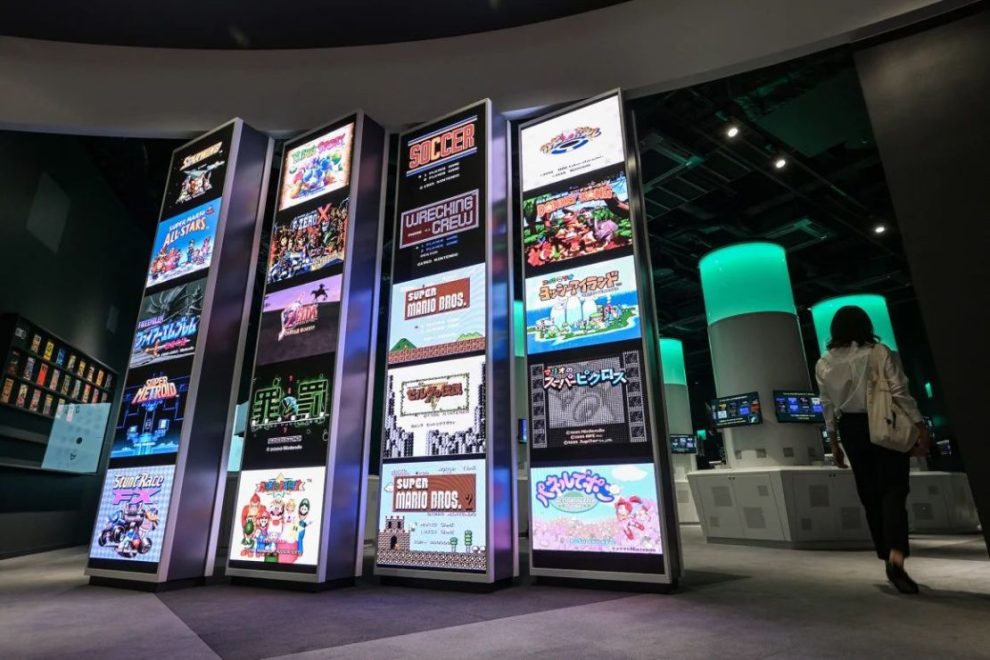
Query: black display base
228 575 355 592
89 576 203 592
378 575 515 593
534 575 676 594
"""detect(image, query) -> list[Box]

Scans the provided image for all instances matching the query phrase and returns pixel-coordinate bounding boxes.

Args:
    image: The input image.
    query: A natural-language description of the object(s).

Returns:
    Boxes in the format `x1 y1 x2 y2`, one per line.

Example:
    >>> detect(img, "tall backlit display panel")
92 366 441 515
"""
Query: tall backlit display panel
225 113 386 585
519 92 680 585
375 100 514 584
86 120 272 585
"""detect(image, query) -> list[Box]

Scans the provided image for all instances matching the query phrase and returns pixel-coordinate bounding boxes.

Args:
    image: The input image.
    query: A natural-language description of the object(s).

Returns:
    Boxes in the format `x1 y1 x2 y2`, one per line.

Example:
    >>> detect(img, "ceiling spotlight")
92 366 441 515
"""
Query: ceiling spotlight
773 157 787 169
726 125 740 138
874 224 887 235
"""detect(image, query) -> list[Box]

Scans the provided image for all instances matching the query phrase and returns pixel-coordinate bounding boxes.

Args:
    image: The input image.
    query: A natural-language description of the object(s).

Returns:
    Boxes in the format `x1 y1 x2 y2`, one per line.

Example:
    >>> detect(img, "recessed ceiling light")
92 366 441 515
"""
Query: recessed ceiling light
726 125 740 138
773 157 787 169
874 224 887 234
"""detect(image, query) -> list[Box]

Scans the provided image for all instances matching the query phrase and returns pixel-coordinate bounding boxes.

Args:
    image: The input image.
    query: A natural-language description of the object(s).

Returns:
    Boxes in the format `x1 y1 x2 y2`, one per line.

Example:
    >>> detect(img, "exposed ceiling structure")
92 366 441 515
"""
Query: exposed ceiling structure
631 49 916 385
0 0 629 50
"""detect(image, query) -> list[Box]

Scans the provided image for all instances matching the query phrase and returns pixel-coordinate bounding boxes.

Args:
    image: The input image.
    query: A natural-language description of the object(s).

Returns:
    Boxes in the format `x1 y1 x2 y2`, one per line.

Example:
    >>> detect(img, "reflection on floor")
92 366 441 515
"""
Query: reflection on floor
1 526 988 659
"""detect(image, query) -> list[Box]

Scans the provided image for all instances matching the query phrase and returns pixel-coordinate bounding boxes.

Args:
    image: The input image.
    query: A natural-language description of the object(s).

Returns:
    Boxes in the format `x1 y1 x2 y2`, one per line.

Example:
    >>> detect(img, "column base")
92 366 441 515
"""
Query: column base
908 471 980 533
687 466 873 548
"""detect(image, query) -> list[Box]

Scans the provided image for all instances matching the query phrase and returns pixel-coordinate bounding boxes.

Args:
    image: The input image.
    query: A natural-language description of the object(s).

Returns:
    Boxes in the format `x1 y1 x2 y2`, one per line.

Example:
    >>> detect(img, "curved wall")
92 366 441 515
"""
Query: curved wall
0 0 963 137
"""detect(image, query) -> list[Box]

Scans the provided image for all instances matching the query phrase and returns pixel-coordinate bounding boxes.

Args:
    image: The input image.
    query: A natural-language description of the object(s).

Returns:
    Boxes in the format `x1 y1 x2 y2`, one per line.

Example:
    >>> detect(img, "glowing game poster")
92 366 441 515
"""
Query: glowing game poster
382 355 486 459
267 199 348 285
387 263 485 365
525 254 641 355
243 356 334 468
89 465 175 563
256 275 342 366
111 359 191 459
130 279 205 367
377 459 487 572
279 123 354 211
229 467 325 567
529 345 649 451
146 198 221 288
530 463 662 555
522 167 632 270
520 95 625 192
167 139 228 212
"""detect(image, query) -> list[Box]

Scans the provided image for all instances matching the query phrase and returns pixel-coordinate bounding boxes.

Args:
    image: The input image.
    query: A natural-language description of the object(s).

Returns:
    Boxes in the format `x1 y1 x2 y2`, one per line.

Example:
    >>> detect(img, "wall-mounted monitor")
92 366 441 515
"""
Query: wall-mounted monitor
669 434 697 454
773 390 824 423
711 392 762 428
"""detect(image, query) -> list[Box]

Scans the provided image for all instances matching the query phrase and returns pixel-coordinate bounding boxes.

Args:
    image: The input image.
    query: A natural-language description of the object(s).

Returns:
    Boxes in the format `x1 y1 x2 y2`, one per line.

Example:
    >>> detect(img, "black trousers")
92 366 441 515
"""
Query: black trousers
839 413 911 560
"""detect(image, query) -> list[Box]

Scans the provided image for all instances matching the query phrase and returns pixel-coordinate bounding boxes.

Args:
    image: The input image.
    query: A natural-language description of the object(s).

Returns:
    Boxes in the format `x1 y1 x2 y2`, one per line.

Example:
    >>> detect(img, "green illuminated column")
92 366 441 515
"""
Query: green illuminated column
699 243 821 467
810 294 898 356
661 338 700 522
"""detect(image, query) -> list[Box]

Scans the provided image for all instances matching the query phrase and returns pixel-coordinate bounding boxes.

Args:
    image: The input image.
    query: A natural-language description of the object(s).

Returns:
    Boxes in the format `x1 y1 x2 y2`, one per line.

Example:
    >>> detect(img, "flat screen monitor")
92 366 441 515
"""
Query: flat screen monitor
773 390 825 423
711 392 762 428
669 434 697 454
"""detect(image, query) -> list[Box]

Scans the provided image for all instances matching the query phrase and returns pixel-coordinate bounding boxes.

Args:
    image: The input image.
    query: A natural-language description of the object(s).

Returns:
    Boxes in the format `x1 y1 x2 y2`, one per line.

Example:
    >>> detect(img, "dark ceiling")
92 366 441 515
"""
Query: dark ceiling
0 0 630 49
630 49 918 394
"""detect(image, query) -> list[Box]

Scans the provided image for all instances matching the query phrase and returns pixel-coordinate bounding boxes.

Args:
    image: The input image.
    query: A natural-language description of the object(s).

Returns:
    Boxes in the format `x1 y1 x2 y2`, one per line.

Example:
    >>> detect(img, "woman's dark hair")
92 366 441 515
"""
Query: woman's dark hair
827 305 879 349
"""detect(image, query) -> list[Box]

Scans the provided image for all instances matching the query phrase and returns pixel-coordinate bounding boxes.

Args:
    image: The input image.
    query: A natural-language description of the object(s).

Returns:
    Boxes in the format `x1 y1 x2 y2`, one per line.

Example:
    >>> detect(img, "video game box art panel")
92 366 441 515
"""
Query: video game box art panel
111 358 192 461
392 105 488 283
377 458 488 573
89 464 175 564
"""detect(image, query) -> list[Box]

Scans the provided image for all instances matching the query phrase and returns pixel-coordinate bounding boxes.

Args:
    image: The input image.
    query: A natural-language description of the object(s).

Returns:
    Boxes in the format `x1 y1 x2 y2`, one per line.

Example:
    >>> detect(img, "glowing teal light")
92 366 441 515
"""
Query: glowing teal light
514 301 525 358
659 338 687 386
810 294 898 355
697 429 707 440
924 382 934 399
698 242 796 325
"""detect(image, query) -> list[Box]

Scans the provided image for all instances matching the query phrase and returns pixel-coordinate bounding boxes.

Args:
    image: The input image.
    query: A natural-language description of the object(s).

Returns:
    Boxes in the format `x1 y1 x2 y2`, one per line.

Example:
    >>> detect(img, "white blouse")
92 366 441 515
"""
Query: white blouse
814 342 923 432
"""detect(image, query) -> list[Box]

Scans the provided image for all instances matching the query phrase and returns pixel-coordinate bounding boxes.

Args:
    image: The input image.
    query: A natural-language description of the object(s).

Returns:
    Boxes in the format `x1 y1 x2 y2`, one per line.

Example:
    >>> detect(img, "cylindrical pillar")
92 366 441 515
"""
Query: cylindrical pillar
661 338 700 522
700 243 821 468
810 294 898 357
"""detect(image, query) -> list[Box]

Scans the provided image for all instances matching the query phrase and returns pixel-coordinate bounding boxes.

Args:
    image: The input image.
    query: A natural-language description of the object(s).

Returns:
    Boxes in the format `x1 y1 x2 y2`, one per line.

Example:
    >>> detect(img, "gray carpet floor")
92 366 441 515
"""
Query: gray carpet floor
1 527 988 659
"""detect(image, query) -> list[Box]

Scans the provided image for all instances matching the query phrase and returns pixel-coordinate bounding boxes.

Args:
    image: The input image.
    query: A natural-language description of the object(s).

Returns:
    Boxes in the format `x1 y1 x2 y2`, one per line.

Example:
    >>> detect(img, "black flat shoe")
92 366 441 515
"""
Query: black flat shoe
886 561 919 594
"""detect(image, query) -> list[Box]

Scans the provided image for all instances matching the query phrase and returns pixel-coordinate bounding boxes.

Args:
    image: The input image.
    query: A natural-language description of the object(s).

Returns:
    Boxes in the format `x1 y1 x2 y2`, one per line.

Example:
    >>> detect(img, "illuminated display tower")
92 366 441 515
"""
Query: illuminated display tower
520 91 680 586
660 338 699 523
86 120 272 587
699 242 821 467
225 113 386 586
810 294 898 356
374 100 515 584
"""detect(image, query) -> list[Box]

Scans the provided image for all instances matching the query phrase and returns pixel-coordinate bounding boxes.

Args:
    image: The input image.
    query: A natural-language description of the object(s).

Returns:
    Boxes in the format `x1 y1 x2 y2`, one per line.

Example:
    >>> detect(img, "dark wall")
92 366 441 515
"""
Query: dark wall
856 7 990 552
0 130 150 556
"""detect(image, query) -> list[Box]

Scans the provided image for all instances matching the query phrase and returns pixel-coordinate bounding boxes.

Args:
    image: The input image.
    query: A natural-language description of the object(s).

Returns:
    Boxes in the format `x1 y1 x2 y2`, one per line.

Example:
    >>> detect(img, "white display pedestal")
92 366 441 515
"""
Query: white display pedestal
672 455 700 524
908 471 980 533
688 467 873 548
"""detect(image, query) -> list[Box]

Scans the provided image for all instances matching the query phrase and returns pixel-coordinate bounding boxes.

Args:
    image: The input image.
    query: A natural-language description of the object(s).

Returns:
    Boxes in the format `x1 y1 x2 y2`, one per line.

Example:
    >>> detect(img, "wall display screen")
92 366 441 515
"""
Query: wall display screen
712 392 762 428
387 263 486 365
772 390 824 423
111 358 192 460
520 95 625 193
228 467 325 572
255 275 342 366
377 458 487 572
266 197 348 286
390 109 488 283
130 278 205 368
278 124 354 212
525 254 642 355
242 356 334 469
41 402 111 473
146 198 221 289
528 342 650 460
669 435 697 454
531 463 663 562
89 465 175 565
382 355 486 460
522 165 632 270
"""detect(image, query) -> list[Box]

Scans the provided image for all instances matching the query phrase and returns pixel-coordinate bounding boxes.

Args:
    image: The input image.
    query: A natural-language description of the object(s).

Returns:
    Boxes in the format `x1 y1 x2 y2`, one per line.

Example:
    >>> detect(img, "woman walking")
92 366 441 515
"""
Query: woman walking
816 305 931 594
